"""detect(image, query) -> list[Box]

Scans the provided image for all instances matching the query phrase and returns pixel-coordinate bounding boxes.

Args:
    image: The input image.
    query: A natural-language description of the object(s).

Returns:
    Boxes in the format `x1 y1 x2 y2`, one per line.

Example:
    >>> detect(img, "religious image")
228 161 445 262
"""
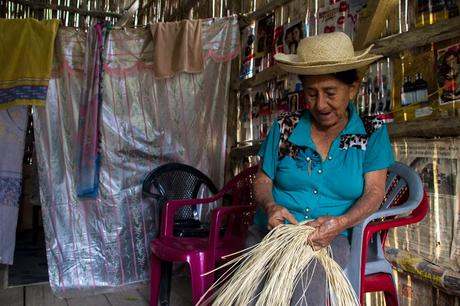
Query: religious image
436 43 460 105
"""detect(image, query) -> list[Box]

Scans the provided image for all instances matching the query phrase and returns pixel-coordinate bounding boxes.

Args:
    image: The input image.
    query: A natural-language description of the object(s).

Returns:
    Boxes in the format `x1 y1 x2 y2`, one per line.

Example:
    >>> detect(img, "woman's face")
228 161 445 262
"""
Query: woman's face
301 74 358 129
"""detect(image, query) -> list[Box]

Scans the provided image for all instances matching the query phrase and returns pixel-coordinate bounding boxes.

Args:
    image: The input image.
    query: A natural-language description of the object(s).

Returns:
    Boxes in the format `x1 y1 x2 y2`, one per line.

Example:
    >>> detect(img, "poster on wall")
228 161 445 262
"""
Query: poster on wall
436 42 460 105
240 26 256 79
273 25 284 54
315 0 366 39
390 138 460 271
288 92 300 112
283 20 305 55
239 91 252 142
255 14 275 72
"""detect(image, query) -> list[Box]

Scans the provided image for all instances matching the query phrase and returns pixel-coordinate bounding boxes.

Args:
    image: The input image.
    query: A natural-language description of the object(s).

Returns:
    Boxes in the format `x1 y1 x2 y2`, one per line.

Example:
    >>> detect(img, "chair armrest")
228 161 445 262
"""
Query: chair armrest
208 205 255 251
160 191 230 237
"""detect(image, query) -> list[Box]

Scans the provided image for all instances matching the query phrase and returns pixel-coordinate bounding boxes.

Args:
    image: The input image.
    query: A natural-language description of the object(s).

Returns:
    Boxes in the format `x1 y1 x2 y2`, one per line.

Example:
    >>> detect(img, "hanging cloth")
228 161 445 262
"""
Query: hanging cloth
75 22 108 198
0 106 28 264
0 19 59 109
150 19 204 78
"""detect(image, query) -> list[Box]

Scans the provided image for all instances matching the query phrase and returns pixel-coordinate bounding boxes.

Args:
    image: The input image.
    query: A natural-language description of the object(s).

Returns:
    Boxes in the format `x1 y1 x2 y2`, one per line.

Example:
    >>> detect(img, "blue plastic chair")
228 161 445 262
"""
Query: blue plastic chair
345 161 429 305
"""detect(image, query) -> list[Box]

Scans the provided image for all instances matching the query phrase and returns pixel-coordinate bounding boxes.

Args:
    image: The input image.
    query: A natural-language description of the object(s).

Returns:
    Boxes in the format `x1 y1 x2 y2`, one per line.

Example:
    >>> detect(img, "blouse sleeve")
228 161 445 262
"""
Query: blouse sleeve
257 120 281 180
364 124 395 173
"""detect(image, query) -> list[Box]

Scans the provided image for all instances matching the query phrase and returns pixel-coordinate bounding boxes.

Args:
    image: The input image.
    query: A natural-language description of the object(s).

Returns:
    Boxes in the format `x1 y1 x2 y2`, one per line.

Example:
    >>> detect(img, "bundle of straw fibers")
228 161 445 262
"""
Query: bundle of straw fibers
197 222 359 306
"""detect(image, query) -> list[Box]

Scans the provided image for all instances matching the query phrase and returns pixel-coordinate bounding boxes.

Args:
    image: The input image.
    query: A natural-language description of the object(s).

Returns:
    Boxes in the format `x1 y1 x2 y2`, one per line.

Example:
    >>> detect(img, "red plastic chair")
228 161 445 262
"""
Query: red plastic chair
149 166 258 306
345 162 429 305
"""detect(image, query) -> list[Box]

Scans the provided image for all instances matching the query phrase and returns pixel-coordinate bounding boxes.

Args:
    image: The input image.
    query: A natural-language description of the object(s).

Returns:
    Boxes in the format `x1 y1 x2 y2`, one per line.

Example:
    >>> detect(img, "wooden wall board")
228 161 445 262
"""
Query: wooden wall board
25 285 66 306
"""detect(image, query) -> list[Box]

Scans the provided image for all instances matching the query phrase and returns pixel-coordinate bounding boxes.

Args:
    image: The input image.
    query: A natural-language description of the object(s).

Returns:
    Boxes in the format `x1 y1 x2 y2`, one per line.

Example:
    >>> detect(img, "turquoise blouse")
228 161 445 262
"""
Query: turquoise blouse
255 103 395 237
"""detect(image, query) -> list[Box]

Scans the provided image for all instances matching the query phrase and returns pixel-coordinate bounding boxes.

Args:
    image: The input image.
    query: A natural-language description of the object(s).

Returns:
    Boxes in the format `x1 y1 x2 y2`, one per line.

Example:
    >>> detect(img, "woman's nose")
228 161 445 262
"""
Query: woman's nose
316 94 328 110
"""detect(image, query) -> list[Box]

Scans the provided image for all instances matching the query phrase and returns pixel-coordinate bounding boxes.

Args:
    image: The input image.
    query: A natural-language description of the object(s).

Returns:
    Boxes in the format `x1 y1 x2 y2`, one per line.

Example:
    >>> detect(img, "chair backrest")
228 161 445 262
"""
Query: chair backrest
210 165 258 256
378 161 427 244
225 165 257 229
142 163 218 221
345 161 428 299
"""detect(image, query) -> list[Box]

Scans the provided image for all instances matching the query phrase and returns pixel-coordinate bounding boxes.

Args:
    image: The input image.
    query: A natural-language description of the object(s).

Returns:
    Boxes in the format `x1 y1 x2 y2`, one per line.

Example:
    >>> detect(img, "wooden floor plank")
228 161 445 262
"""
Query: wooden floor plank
25 284 67 306
67 294 110 306
0 286 24 306
170 290 192 306
105 289 148 306
136 286 150 303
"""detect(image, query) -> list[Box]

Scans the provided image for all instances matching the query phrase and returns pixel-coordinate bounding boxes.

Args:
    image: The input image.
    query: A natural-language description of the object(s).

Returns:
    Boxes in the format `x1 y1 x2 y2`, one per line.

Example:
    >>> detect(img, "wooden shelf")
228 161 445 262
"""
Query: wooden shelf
372 16 460 57
235 65 288 91
235 15 460 92
388 117 460 138
229 142 262 159
230 118 460 160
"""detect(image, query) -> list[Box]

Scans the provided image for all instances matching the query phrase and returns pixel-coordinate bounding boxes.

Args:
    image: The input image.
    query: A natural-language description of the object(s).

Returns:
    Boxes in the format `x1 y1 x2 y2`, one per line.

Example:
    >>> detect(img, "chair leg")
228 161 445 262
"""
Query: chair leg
383 286 399 306
189 259 214 306
159 262 172 306
150 253 163 306
363 273 399 306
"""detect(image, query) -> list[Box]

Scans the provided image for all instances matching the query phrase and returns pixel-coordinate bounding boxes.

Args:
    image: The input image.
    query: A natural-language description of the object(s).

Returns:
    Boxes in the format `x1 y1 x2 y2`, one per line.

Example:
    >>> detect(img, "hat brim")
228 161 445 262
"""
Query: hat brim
275 54 383 75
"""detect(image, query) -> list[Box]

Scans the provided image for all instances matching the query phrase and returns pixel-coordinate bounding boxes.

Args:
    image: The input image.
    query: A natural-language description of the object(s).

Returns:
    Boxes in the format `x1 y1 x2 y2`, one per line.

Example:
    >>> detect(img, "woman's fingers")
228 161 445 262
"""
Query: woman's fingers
283 210 298 225
266 207 299 229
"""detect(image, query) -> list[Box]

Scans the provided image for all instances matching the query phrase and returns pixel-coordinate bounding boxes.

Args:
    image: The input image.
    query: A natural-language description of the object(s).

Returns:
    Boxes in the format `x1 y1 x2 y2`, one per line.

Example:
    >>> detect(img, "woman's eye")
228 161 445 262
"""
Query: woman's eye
326 92 336 97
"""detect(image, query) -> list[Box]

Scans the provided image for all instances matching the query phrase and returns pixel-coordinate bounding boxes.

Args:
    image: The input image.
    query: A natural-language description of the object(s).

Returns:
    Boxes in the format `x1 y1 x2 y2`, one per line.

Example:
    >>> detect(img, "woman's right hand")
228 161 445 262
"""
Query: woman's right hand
266 204 298 230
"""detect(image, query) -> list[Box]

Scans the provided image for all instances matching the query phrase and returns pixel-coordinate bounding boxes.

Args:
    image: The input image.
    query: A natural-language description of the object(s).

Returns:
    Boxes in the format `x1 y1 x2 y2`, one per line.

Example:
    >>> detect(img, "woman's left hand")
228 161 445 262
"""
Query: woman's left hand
306 216 348 251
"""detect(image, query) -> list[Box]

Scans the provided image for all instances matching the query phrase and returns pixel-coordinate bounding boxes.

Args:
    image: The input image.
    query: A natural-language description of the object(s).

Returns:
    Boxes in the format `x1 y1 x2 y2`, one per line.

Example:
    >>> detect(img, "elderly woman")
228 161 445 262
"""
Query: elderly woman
250 32 394 305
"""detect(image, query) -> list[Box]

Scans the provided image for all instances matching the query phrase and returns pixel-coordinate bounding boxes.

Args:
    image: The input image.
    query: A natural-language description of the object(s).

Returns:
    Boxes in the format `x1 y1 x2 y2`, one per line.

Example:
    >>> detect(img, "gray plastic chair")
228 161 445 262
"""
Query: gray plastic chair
344 161 428 305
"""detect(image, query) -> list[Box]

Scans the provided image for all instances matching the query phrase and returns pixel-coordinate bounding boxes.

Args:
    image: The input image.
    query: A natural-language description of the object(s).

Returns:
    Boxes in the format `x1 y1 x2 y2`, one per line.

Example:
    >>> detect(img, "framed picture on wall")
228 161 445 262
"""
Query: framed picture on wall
436 43 460 105
288 92 300 112
283 20 305 55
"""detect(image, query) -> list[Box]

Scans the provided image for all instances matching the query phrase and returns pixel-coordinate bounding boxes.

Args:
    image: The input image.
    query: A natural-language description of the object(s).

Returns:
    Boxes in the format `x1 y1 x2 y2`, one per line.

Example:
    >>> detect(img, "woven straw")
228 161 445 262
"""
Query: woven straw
274 32 382 75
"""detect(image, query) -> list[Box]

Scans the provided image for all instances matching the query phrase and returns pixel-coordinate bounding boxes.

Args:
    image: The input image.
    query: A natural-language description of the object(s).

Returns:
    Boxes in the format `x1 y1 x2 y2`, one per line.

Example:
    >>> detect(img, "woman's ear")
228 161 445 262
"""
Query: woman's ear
349 81 360 100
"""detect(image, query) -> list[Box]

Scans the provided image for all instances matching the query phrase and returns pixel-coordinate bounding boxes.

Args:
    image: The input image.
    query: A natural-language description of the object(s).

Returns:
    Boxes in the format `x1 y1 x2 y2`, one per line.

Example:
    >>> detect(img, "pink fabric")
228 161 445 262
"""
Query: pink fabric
150 20 204 78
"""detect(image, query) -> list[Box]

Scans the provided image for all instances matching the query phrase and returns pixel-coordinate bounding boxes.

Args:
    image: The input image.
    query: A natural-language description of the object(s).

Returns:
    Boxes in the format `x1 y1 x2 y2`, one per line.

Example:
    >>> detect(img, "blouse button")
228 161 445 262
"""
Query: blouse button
328 156 333 160
313 190 318 195
318 169 323 174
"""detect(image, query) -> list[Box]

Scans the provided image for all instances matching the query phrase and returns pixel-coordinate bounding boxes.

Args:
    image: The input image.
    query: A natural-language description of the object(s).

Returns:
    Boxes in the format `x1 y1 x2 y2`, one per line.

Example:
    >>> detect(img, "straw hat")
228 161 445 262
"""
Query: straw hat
274 32 382 75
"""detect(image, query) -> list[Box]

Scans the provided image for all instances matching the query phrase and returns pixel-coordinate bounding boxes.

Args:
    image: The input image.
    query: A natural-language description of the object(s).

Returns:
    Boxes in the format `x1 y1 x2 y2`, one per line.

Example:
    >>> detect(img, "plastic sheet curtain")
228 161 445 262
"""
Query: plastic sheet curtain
33 16 239 297
0 106 28 265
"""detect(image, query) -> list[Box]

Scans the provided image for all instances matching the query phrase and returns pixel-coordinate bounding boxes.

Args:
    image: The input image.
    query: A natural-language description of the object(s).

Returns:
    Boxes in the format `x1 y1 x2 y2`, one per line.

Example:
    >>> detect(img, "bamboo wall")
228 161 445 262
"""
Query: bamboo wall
1 0 241 27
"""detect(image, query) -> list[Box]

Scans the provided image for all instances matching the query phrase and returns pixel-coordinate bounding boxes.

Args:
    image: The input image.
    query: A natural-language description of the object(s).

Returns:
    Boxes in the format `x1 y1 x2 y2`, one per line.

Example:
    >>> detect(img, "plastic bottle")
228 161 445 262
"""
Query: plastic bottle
401 76 415 106
414 72 429 103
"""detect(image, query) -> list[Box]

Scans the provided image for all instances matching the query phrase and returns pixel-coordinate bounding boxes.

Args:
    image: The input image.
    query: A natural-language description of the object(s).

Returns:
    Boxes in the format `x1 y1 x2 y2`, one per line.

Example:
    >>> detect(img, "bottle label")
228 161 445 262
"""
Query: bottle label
401 92 409 106
416 89 429 103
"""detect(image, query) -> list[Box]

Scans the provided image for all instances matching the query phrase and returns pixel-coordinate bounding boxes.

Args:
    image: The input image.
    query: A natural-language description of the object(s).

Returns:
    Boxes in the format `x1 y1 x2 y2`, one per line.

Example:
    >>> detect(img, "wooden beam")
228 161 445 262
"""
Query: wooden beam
229 116 460 161
166 0 200 21
9 0 122 18
372 15 460 57
229 142 262 160
236 65 288 92
244 0 291 21
353 0 396 50
116 0 140 26
386 247 460 296
387 117 460 138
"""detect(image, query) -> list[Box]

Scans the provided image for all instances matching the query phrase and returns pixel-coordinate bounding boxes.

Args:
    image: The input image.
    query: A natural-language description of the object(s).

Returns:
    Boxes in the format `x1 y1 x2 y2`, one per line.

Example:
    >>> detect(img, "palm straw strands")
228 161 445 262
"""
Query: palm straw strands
197 222 359 306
